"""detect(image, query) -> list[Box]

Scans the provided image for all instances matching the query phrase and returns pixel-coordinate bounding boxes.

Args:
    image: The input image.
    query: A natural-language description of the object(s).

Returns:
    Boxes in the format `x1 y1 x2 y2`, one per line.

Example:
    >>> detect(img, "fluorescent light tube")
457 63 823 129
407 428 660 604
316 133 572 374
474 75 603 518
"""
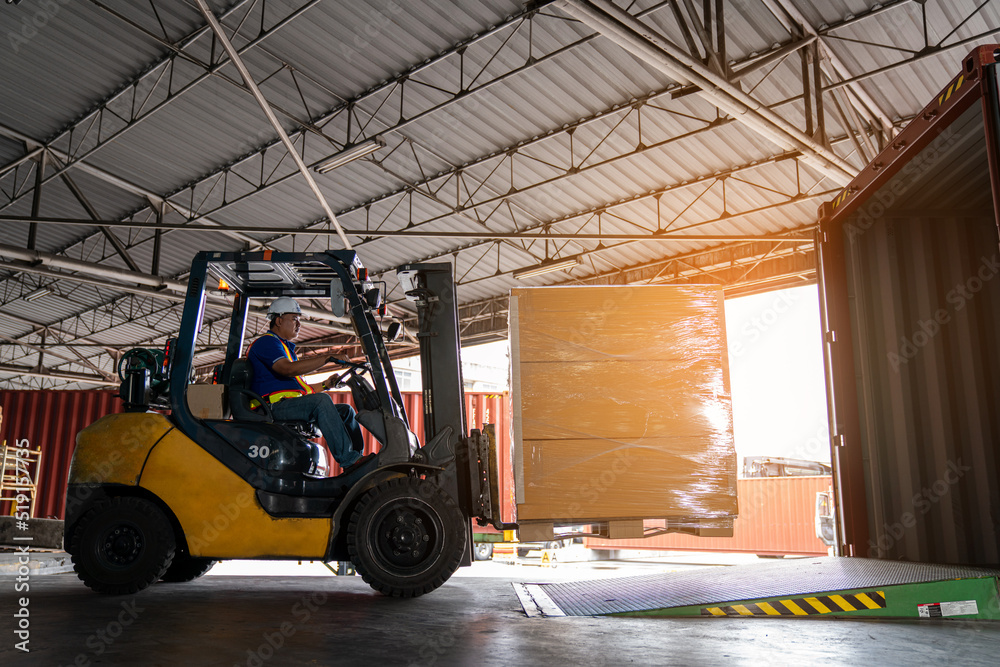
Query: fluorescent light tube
314 136 386 174
512 258 579 280
23 287 52 302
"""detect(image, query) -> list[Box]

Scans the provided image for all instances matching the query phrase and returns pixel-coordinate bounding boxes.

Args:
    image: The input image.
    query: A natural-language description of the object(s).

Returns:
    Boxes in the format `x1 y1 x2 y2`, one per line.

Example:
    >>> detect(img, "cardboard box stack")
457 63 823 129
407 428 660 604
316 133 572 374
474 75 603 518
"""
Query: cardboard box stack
510 285 737 530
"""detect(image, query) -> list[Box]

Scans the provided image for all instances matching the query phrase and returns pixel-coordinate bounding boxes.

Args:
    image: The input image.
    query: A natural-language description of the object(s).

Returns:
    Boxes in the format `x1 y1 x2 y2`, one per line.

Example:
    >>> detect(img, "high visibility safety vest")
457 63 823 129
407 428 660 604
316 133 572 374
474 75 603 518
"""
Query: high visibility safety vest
247 331 314 408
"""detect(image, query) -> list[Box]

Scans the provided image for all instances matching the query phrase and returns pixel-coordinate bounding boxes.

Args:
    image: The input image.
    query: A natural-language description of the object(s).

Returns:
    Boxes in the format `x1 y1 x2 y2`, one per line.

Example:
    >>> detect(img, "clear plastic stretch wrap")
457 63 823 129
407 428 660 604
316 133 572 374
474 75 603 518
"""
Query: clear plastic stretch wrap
509 285 737 528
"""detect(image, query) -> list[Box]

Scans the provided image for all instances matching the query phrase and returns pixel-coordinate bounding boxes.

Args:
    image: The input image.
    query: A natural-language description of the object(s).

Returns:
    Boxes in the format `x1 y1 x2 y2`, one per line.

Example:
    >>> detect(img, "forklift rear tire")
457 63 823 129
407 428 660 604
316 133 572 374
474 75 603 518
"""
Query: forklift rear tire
160 555 216 583
347 476 465 597
70 496 176 595
474 542 493 561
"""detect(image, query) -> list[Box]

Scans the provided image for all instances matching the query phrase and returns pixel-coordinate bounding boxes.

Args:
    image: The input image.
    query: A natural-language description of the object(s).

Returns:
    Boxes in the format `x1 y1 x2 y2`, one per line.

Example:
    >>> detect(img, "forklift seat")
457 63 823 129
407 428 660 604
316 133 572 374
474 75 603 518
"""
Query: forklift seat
228 358 317 437
229 358 267 422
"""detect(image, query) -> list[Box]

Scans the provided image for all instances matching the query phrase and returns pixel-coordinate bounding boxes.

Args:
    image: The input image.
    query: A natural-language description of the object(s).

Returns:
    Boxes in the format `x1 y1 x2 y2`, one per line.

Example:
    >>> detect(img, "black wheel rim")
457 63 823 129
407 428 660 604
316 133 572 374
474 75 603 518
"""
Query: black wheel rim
98 522 145 567
370 498 445 576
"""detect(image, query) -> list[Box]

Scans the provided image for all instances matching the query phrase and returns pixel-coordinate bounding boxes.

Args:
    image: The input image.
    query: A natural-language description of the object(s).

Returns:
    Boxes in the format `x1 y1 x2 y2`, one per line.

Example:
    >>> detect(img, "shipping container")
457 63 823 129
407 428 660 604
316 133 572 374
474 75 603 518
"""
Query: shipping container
0 390 123 519
584 476 831 557
817 45 1000 565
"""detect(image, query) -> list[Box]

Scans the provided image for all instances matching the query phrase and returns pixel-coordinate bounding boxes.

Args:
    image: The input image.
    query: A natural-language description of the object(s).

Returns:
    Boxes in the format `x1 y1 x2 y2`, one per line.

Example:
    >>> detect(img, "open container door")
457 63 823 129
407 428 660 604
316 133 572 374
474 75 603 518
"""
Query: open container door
817 45 1000 565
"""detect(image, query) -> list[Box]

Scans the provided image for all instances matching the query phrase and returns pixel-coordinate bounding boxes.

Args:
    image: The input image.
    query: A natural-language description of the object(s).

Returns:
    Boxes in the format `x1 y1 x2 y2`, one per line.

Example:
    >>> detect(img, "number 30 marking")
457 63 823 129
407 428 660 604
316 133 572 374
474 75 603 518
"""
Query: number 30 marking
248 445 271 458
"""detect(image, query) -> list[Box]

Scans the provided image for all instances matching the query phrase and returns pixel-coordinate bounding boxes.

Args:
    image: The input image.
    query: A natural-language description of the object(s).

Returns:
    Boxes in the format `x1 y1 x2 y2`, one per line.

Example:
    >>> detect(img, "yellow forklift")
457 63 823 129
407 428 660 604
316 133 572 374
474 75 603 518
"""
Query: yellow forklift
64 250 504 597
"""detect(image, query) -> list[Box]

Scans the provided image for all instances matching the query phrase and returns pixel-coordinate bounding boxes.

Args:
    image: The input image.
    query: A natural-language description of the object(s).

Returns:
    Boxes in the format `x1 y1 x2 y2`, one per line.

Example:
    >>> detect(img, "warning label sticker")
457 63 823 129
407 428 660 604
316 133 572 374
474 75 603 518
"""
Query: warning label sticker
917 600 979 618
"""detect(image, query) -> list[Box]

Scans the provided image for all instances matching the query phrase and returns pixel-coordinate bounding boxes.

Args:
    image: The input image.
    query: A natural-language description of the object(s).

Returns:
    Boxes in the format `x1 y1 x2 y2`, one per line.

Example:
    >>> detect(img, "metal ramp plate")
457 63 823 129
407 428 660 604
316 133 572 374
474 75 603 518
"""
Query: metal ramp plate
513 557 1000 619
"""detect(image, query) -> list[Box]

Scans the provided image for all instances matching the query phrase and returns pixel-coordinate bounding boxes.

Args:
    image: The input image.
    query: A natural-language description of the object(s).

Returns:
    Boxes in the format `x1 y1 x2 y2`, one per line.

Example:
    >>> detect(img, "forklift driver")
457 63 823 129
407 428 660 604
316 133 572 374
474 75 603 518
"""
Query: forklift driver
246 297 365 469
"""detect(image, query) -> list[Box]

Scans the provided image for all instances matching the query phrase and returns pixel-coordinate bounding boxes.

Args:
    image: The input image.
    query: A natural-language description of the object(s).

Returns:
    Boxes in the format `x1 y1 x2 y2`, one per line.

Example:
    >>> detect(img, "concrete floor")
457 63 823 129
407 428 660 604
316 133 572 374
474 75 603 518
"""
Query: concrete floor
3 561 1000 666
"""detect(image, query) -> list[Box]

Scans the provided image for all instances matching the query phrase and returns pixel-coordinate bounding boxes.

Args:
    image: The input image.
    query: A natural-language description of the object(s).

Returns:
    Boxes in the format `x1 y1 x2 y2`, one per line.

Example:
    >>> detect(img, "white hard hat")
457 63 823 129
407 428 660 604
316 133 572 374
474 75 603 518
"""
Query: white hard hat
267 297 302 317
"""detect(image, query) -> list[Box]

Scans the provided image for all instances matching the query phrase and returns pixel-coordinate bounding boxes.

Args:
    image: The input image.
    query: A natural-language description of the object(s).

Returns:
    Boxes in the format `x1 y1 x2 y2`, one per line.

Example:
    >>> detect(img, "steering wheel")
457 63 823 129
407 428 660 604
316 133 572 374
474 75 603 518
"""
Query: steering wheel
117 348 163 381
328 367 359 389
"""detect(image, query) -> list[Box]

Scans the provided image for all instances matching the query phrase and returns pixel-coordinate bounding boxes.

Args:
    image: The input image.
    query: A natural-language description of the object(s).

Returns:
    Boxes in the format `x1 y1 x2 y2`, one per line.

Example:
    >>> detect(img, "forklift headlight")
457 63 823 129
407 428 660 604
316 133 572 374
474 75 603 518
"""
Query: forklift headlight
386 321 403 342
364 287 382 309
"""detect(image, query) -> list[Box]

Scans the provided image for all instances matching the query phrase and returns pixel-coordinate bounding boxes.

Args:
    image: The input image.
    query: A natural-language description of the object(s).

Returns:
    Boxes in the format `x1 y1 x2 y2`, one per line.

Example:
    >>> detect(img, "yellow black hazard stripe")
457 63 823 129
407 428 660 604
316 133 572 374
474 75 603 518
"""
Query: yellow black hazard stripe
702 591 886 616
831 188 852 210
938 74 965 107
833 74 968 213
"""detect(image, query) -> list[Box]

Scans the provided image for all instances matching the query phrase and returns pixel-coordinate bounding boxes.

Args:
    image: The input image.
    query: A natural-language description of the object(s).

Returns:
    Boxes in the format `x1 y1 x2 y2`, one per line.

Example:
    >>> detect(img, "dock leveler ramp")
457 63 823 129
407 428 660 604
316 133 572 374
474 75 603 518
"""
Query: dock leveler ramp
515 558 1000 619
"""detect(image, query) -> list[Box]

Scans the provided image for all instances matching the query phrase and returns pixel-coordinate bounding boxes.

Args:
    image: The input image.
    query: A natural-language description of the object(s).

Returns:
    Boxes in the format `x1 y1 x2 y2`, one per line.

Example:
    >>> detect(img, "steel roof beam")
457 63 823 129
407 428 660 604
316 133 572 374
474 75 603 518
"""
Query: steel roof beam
823 25 1000 92
0 137 845 351
0 214 812 243
0 1 976 360
0 363 118 388
0 267 351 375
0 0 891 285
567 234 815 289
447 203 826 292
678 0 726 76
0 310 119 356
0 331 113 382
0 0 255 183
0 182 825 374
369 143 846 279
103 3 604 229
0 1 563 296
0 149 824 374
250 47 870 257
764 0 903 136
181 0 934 256
59 169 141 273
0 0 316 193
40 0 682 267
0 124 261 250
0 146 43 177
556 0 856 184
194 0 352 250
0 0 323 251
0 246 352 328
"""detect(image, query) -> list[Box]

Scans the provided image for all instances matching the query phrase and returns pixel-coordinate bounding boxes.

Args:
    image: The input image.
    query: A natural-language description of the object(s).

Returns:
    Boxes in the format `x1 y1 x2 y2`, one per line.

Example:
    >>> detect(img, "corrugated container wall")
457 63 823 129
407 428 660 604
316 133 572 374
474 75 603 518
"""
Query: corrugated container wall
584 476 830 556
0 390 123 519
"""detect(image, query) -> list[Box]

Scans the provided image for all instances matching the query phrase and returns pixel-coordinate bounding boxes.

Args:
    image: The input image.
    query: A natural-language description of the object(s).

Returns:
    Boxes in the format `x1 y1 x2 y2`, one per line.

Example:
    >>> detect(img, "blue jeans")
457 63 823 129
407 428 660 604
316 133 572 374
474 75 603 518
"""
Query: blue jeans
271 394 364 468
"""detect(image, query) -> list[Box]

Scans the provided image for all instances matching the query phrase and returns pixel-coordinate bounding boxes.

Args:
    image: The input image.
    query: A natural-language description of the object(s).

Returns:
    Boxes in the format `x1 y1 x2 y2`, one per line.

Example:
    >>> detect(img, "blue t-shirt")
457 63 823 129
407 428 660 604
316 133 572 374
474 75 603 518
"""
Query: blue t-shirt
246 332 309 398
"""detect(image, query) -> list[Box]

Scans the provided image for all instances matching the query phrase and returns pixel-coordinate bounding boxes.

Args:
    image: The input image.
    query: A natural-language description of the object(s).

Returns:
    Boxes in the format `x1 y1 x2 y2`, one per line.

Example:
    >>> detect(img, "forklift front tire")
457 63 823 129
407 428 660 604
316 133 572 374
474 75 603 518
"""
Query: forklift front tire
70 496 176 595
347 476 465 598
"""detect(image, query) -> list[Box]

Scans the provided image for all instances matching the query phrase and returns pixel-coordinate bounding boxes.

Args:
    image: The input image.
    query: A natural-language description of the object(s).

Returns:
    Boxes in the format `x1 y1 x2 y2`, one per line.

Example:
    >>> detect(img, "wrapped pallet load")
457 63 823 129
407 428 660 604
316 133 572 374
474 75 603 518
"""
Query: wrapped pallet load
509 285 738 540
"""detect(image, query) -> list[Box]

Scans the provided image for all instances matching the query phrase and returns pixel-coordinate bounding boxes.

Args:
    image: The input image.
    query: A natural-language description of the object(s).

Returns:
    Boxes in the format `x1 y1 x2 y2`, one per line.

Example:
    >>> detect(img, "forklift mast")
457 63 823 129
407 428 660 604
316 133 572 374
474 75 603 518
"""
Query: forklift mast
397 263 480 564
397 264 466 451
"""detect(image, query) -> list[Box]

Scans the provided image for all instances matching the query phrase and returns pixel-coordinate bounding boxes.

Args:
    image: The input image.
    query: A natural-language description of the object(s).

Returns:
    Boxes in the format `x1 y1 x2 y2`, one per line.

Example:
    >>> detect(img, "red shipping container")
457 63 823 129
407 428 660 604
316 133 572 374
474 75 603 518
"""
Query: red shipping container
584 476 831 556
0 390 123 519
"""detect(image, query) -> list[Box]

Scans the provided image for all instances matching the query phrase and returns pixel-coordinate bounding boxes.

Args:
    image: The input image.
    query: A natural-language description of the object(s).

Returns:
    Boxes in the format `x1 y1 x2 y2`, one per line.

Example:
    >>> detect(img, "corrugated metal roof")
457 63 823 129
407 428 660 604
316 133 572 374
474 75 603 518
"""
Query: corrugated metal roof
0 3 169 140
0 135 22 166
2 0 1000 388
